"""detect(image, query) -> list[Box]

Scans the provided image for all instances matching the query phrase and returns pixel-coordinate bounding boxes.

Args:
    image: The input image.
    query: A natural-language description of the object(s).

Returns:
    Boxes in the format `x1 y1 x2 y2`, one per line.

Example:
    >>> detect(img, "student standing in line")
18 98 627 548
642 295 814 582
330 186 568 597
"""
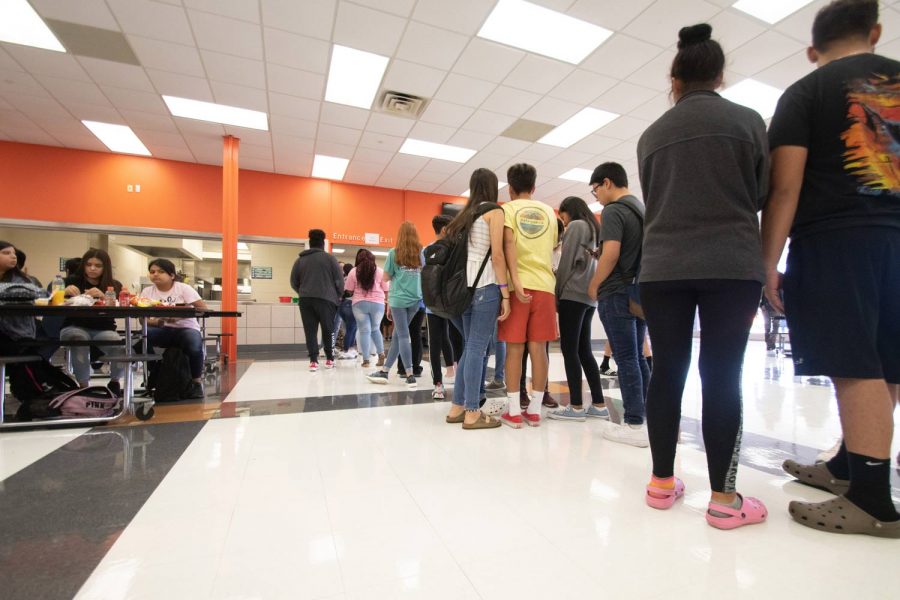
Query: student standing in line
345 249 389 368
548 196 609 422
290 229 345 372
763 0 899 536
333 263 358 360
367 222 423 389
636 24 770 529
424 215 458 400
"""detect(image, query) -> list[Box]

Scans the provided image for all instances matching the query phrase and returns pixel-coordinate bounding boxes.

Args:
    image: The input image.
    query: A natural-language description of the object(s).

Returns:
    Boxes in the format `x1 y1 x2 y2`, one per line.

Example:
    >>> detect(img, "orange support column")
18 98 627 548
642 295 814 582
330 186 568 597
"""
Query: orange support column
222 135 240 362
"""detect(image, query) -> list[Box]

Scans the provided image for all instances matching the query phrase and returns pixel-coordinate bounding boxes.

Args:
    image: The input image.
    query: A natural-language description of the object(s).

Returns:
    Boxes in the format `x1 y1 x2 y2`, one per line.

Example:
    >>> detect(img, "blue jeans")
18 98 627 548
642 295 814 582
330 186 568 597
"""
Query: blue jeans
598 293 650 425
452 285 500 411
383 304 416 372
146 326 204 379
333 298 357 352
352 301 385 358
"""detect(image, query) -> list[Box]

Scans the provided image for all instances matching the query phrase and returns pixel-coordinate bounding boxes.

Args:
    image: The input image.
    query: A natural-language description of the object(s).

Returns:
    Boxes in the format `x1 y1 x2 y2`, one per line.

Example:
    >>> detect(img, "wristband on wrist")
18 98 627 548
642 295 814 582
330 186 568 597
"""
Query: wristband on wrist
498 284 508 288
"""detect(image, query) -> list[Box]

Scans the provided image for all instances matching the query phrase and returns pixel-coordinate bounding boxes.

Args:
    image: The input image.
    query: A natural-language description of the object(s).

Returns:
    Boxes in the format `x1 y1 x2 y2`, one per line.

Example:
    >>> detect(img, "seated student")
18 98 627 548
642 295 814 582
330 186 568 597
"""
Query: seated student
0 241 37 355
140 258 207 399
59 249 126 393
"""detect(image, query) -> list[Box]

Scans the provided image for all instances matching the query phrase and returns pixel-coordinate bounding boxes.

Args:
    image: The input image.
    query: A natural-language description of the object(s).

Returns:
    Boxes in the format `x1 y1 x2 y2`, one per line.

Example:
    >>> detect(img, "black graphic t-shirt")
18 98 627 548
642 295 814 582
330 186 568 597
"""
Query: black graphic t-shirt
768 53 900 238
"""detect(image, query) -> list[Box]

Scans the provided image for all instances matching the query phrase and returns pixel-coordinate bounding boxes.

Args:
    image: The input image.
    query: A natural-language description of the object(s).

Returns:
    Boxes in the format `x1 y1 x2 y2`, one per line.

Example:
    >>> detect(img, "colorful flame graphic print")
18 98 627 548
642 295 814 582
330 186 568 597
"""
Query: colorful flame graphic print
841 74 900 194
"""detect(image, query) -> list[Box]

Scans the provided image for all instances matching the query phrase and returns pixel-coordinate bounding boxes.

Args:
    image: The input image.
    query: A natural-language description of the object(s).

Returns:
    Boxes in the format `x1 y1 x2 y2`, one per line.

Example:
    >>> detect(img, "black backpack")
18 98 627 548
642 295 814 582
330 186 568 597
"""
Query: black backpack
8 359 79 419
148 347 192 402
422 202 501 319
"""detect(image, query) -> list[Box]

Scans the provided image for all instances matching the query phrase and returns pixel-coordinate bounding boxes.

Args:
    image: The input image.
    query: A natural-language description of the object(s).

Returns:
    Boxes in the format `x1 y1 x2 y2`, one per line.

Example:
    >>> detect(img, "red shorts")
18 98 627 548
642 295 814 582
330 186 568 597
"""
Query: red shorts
498 289 558 343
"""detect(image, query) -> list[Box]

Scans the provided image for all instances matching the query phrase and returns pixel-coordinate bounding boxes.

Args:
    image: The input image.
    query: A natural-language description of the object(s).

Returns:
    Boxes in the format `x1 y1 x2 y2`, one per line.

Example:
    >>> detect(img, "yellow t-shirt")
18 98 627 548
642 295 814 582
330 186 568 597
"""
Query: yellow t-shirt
503 198 557 294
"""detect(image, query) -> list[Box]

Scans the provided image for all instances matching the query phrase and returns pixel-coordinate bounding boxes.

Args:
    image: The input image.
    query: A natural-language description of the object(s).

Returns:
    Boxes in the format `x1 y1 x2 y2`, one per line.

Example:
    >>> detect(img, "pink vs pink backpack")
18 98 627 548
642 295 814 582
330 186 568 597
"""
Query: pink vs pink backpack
49 386 120 418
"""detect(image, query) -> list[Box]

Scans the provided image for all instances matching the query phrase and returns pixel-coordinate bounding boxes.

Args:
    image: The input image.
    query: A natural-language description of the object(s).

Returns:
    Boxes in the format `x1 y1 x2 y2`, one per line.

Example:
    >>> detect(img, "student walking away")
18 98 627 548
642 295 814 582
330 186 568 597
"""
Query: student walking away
443 168 511 429
497 163 558 428
345 249 389 368
424 215 458 400
548 196 609 423
636 24 770 530
333 263 358 359
762 0 900 536
366 222 424 389
586 164 650 445
59 249 126 393
290 229 344 372
141 259 208 399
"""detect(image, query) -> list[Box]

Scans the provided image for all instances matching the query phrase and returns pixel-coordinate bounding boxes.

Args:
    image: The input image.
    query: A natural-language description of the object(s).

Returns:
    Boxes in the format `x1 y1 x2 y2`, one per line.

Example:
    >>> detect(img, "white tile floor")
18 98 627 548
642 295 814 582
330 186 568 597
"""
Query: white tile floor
68 343 900 599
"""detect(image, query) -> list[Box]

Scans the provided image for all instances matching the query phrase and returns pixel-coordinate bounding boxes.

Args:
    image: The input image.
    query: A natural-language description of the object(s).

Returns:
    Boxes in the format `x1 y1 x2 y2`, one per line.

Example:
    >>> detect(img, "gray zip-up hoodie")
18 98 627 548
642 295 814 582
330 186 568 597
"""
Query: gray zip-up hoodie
555 219 598 307
289 248 344 306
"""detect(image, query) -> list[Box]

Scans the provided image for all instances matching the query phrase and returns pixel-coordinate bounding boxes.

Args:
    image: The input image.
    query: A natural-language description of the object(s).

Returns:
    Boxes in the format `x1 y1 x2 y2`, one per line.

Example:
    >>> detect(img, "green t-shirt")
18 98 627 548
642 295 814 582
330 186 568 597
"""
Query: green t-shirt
384 248 422 308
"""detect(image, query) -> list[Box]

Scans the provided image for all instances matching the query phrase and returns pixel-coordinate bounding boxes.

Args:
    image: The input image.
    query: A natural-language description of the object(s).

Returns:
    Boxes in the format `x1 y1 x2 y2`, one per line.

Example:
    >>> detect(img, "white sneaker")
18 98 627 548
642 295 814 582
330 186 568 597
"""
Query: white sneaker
816 438 842 463
339 349 358 359
602 422 649 448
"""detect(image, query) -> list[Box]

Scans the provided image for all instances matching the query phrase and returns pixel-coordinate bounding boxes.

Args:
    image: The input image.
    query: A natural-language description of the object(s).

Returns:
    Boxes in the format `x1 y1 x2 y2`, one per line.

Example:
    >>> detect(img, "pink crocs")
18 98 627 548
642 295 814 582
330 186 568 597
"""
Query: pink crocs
705 494 767 530
645 477 685 510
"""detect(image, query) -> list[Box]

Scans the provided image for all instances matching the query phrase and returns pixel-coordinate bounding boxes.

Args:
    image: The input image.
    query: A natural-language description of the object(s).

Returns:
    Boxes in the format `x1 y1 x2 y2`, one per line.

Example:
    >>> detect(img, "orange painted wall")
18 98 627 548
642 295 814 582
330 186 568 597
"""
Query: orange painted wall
0 141 465 245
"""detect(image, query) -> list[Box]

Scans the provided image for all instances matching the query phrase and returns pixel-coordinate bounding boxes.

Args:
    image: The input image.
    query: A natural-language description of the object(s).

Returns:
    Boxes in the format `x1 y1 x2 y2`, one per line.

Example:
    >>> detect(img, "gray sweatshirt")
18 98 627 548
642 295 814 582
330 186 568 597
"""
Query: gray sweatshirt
555 220 598 307
289 248 344 306
636 90 769 284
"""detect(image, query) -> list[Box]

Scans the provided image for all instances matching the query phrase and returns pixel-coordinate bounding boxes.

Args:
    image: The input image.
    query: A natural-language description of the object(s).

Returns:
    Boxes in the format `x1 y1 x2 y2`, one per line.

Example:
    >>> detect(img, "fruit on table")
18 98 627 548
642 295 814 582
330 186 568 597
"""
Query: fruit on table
129 296 162 307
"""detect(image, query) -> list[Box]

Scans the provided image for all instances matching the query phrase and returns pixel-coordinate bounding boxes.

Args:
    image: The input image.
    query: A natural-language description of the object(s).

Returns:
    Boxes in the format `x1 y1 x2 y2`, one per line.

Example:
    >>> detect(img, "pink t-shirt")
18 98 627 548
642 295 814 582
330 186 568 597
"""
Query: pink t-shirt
140 282 202 331
345 267 389 305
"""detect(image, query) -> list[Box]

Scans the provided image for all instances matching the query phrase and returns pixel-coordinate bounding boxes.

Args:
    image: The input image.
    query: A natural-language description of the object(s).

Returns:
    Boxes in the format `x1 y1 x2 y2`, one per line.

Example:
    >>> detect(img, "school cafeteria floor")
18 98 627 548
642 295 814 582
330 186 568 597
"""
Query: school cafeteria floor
1 342 898 600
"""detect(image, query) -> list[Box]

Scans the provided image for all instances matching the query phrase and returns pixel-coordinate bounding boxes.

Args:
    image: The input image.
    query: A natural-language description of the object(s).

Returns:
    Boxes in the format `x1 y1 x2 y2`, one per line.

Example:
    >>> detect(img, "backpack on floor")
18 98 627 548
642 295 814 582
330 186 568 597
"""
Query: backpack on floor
49 385 119 418
148 346 192 402
422 202 501 319
8 359 79 418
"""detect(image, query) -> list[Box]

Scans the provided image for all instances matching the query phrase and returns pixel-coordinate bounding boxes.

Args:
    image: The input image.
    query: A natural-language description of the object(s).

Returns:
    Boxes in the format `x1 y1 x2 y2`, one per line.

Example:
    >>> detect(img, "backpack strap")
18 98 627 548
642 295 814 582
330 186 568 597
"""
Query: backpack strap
606 201 644 285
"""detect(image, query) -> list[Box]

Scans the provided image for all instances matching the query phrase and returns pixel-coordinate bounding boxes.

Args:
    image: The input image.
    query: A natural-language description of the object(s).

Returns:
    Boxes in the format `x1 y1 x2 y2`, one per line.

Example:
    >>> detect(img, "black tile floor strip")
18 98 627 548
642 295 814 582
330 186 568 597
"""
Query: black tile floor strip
0 420 206 600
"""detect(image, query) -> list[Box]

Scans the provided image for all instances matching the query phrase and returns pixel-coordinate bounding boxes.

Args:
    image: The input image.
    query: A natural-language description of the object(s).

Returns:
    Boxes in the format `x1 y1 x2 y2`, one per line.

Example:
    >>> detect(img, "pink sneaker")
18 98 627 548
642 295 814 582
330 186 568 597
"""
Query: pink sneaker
522 411 541 427
324 359 335 369
309 362 318 372
500 413 523 429
645 477 685 510
705 494 767 530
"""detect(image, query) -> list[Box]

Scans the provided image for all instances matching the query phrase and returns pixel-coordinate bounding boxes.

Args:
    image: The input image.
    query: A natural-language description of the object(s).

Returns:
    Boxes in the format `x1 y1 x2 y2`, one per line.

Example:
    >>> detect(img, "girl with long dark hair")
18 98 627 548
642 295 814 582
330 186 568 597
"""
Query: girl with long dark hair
345 249 389 368
0 241 37 355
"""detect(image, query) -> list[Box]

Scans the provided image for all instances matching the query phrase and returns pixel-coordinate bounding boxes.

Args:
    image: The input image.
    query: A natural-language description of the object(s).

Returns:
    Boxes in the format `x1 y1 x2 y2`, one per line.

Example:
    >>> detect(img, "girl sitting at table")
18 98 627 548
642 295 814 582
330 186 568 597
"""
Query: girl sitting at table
60 248 127 393
140 258 207 399
0 241 37 355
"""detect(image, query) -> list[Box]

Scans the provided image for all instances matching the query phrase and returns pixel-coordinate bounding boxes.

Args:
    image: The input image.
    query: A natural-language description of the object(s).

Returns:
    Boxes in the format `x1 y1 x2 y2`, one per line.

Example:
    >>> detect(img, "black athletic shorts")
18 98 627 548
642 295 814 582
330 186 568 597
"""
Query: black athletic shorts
783 227 900 383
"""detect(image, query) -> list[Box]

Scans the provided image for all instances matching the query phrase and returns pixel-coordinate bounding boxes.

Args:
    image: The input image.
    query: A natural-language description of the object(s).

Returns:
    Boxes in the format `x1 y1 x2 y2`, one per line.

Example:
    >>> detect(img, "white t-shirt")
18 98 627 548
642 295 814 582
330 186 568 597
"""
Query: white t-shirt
140 282 202 331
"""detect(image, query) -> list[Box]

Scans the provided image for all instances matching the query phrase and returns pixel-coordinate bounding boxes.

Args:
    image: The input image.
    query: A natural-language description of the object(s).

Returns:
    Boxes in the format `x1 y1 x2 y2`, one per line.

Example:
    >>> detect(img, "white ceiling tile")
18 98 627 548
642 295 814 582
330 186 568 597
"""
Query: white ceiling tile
524 97 582 126
0 69 48 98
273 133 316 155
628 92 672 123
37 76 111 106
420 158 463 175
453 39 526 83
260 0 336 40
408 121 457 143
412 0 496 36
201 51 266 89
386 153 429 171
548 69 617 105
567 0 656 31
270 114 318 138
107 0 195 45
349 0 416 17
623 0 722 43
6 94 69 120
176 118 226 136
314 140 356 158
128 36 205 77
580 34 664 80
225 126 271 145
238 143 273 161
482 137 530 156
359 130 405 152
268 93 320 119
877 8 900 45
605 140 639 161
447 129 494 151
119 110 180 132
146 69 213 100
377 175 413 188
183 0 261 23
626 49 676 90
593 82 658 115
353 146 394 164
412 170 449 183
516 143 563 163
772 0 831 43
396 22 469 71
753 52 815 91
101 86 168 113
0 48 23 72
0 97 13 110
132 130 189 147
344 162 385 184
3 46 91 82
333 2 407 56
45 131 107 151
709 9 769 52
266 64 325 99
274 153 314 176
503 55 574 95
534 177 578 198
462 109 517 135
382 60 448 98
263 29 330 73
461 151 508 170
31 0 120 28
420 101 474 128
595 115 651 141
407 180 439 192
480 86 541 117
878 37 900 62
189 10 264 60
210 81 268 111
366 112 414 136
78 58 155 93
546 148 596 169
570 133 625 154
434 73 496 107
319 103 370 129
0 125 58 146
317 123 362 146
728 30 806 77
148 145 197 162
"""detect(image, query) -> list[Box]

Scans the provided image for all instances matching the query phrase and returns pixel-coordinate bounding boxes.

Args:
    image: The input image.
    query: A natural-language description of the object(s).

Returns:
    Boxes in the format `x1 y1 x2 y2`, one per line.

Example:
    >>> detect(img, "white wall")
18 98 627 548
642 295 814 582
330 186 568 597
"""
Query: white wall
248 243 302 303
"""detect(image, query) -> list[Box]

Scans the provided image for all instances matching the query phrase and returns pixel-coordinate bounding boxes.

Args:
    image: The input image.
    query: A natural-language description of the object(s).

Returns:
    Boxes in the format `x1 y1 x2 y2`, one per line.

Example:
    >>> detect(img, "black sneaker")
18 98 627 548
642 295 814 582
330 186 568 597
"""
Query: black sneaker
413 367 424 378
405 375 417 388
186 381 205 399
107 381 122 397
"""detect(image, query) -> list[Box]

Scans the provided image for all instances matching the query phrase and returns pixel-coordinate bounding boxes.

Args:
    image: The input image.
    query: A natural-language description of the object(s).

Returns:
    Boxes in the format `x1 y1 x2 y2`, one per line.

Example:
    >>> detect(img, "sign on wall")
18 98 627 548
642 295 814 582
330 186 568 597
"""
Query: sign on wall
364 232 380 245
250 266 272 279
59 257 68 272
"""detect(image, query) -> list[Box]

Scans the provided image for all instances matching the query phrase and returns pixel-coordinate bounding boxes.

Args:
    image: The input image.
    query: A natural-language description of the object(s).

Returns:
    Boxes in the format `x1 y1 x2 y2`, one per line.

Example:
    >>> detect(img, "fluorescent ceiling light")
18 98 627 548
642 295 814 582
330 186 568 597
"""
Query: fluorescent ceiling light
558 168 593 183
461 181 508 197
0 0 65 52
372 250 389 257
81 121 151 156
538 108 619 148
325 44 389 109
478 0 612 64
312 155 349 180
331 248 346 254
399 139 477 163
721 79 783 120
589 202 602 213
732 0 814 24
162 95 268 130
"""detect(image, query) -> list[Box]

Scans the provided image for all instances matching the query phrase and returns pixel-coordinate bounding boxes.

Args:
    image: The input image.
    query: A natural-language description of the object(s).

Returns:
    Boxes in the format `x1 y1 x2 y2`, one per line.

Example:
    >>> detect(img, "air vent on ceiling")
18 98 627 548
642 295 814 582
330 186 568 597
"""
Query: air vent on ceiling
379 91 428 119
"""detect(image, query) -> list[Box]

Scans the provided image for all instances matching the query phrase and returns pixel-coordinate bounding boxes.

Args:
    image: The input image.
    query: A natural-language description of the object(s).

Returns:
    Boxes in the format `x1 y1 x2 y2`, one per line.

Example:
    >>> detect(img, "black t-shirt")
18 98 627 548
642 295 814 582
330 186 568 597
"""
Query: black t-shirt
768 53 900 239
599 196 644 300
63 275 122 331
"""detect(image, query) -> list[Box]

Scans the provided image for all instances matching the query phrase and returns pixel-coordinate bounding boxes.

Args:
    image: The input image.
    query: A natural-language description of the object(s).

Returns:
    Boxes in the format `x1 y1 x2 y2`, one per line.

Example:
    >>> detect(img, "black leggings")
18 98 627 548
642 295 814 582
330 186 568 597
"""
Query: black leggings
640 279 761 494
398 307 426 375
426 314 455 384
557 300 605 407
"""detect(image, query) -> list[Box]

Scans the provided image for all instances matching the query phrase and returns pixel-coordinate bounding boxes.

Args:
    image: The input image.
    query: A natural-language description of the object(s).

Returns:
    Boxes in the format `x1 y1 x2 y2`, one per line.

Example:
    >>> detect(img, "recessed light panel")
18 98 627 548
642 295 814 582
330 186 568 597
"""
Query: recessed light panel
721 79 783 120
372 250 390 257
732 0 814 25
163 95 269 130
478 0 612 64
325 45 390 109
558 168 593 183
400 139 477 163
81 121 151 156
0 0 65 52
312 155 350 181
538 108 619 148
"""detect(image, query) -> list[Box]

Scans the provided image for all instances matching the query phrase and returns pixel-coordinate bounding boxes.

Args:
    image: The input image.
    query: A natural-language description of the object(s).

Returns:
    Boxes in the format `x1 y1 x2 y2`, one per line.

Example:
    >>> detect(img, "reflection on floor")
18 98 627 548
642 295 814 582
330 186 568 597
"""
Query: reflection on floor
1 342 898 600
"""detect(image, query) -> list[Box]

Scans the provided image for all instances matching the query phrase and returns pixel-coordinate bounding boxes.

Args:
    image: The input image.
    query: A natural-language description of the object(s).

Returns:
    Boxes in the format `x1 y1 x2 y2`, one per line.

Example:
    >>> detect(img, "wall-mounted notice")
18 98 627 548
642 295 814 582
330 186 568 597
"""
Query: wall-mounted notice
59 257 68 272
250 266 273 279
364 232 380 245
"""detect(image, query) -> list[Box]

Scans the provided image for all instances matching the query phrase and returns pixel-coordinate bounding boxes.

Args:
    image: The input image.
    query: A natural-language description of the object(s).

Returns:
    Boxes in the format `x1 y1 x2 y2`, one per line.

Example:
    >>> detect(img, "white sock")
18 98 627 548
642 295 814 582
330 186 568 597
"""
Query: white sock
527 391 542 415
507 392 521 417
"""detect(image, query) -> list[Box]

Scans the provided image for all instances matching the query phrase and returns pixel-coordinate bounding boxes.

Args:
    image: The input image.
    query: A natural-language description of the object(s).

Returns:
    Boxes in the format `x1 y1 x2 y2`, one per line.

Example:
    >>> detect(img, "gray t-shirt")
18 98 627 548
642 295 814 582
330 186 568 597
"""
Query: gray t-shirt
598 195 644 300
